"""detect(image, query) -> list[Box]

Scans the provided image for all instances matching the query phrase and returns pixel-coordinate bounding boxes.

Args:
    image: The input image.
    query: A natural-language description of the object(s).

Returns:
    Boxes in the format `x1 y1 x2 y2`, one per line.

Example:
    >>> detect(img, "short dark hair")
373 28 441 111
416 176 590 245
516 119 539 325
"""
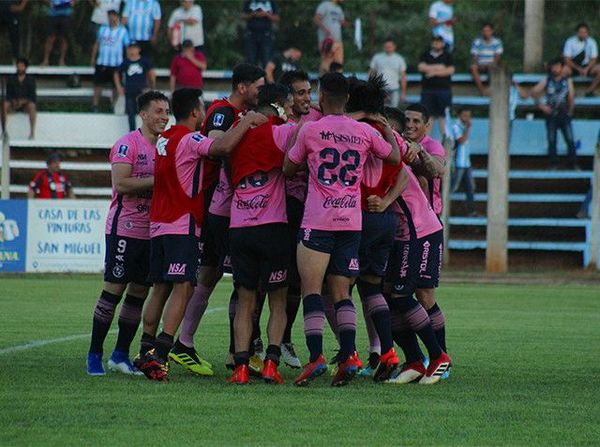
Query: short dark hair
257 83 290 108
137 90 170 113
384 106 405 133
172 88 202 121
548 56 564 67
346 74 387 114
329 62 344 72
383 36 396 45
231 63 265 90
320 72 348 96
405 103 431 123
432 35 445 42
482 22 494 29
279 69 310 89
16 57 28 67
457 106 472 114
576 22 589 31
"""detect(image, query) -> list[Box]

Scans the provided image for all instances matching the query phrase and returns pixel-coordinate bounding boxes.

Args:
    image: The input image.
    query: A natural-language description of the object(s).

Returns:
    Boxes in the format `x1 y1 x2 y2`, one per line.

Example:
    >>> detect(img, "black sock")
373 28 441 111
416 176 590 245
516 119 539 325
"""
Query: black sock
334 299 356 363
114 294 144 355
266 344 282 365
234 351 250 367
155 332 174 363
173 338 194 355
303 294 325 363
89 290 122 354
140 332 155 357
390 297 442 360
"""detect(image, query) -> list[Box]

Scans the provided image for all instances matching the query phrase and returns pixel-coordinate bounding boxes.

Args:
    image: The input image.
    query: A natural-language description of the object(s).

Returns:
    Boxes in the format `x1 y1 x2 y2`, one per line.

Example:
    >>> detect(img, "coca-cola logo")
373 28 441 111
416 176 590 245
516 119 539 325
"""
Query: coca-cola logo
323 195 357 209
236 194 270 210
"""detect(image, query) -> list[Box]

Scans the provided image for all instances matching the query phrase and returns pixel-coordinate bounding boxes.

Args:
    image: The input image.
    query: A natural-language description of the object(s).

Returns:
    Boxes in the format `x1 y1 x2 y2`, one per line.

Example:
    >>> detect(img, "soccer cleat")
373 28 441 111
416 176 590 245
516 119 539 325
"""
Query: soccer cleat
331 354 360 387
441 368 451 380
249 354 264 377
108 351 144 376
135 349 169 382
169 348 214 377
262 359 283 384
359 352 380 377
87 352 106 376
253 337 266 361
373 348 400 382
419 352 452 385
294 354 328 386
386 360 426 384
353 351 364 370
229 364 250 385
280 343 302 369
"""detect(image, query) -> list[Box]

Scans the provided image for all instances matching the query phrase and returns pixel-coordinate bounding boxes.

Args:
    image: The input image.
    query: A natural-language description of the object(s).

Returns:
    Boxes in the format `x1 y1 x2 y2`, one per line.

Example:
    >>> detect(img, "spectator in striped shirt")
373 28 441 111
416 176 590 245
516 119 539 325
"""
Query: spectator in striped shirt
470 23 503 96
450 107 477 216
90 9 130 112
122 0 161 60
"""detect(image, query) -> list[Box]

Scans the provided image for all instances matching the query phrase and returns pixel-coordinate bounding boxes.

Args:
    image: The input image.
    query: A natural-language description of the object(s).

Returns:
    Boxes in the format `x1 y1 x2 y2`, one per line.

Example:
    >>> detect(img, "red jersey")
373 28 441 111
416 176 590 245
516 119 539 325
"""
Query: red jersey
29 170 72 199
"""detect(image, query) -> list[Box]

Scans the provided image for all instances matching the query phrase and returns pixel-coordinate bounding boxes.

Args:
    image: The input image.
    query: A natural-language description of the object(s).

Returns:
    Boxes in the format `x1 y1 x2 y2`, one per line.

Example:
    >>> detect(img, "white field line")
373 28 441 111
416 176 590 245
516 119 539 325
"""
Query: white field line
0 306 227 356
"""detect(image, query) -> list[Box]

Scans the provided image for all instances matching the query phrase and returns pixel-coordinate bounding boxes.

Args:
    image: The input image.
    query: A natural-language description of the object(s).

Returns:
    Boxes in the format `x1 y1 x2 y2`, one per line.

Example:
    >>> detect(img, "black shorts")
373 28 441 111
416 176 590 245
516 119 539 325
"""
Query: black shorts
286 196 304 293
387 230 444 296
94 65 116 87
199 212 231 272
104 234 151 286
420 89 452 117
359 209 396 277
230 224 290 291
48 15 71 37
147 234 201 284
298 228 361 278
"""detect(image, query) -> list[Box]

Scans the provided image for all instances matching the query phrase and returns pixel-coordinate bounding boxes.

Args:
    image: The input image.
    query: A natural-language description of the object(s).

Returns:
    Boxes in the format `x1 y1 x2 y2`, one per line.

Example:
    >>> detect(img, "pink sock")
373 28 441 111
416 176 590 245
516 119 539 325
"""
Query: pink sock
179 283 214 348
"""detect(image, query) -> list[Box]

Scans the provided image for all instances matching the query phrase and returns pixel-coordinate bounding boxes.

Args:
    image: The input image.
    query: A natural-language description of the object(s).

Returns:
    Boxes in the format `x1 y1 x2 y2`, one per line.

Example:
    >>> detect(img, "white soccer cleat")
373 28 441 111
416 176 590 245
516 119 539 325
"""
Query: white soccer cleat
108 357 144 376
385 361 426 384
281 343 302 369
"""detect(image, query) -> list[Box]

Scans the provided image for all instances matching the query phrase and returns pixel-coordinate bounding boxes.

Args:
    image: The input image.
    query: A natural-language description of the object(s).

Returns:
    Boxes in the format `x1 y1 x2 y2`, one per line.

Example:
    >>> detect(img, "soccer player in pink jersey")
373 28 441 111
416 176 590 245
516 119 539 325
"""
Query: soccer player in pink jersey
283 73 401 387
87 91 169 376
134 89 267 381
402 103 449 355
228 84 297 385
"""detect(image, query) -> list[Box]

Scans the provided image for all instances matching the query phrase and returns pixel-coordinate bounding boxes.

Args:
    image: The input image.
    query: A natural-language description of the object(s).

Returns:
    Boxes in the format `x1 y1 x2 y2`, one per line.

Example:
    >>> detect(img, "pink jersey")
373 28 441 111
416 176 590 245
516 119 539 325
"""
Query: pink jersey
105 130 155 239
208 165 233 217
288 115 393 231
394 143 442 241
150 132 214 238
419 135 445 215
230 124 296 228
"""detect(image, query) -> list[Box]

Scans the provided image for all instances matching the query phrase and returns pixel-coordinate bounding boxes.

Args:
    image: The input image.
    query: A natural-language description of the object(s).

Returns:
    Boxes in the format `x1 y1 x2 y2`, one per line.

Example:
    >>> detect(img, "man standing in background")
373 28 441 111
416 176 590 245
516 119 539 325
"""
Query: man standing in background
428 0 455 52
122 0 161 59
242 0 279 67
314 0 347 75
0 0 28 62
168 0 204 53
369 38 407 107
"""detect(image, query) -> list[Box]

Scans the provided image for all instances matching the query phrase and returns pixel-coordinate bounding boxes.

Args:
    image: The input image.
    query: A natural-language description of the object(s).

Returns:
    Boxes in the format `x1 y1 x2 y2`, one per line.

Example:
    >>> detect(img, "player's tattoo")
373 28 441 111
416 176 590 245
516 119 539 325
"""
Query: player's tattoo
412 148 444 179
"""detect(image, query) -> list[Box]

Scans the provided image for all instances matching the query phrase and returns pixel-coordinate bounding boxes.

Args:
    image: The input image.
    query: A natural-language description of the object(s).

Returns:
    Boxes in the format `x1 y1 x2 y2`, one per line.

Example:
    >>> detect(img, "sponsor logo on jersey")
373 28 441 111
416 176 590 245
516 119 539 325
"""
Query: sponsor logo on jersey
191 133 204 143
167 263 187 275
213 113 225 127
323 195 357 209
419 241 430 274
303 228 311 241
236 194 270 210
319 131 364 145
117 144 129 157
348 258 360 271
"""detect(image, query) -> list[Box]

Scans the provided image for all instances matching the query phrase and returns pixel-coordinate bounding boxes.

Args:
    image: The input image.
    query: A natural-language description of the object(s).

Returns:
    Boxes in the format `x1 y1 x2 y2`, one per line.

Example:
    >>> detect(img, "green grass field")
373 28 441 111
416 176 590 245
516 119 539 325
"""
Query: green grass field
1 275 599 446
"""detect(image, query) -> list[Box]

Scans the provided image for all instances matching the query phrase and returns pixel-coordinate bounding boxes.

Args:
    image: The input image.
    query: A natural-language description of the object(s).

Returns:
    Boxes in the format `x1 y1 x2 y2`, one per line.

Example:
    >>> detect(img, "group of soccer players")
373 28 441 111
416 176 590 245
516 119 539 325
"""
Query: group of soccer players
86 62 452 387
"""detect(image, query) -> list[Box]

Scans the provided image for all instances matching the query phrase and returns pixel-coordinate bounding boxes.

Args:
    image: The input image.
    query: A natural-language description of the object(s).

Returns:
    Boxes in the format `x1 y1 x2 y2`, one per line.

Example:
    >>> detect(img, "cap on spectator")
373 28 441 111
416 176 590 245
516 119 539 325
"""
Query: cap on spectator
182 39 194 49
46 153 61 164
128 41 141 48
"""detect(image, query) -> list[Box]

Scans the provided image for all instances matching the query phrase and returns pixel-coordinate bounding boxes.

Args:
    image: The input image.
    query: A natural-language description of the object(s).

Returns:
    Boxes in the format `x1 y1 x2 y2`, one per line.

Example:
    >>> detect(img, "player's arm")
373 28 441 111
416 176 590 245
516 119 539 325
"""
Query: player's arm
366 168 409 213
412 148 445 179
111 163 154 194
208 111 268 157
283 124 307 177
381 124 401 165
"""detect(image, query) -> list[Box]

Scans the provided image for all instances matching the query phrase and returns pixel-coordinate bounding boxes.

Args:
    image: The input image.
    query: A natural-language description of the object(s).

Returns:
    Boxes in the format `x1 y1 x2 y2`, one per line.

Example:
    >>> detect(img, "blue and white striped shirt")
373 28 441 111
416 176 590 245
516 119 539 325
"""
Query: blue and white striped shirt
96 25 130 67
471 37 503 66
123 0 161 41
452 121 471 169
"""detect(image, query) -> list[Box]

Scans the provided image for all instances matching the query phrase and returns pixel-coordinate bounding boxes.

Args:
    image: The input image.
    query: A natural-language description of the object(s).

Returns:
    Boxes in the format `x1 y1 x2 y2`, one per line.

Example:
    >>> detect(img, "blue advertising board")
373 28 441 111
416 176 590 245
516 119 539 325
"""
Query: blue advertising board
0 200 28 272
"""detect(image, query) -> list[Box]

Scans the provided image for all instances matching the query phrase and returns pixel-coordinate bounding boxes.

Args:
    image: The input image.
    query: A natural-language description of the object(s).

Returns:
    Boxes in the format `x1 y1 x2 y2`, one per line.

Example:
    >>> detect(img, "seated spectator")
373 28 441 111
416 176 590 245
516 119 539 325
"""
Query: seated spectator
450 107 477 216
28 153 75 199
429 0 455 52
0 0 28 62
2 57 36 140
169 39 207 91
89 0 122 32
114 41 155 131
265 47 302 83
562 22 600 97
369 37 407 107
168 0 204 53
122 0 161 59
470 23 503 96
90 9 129 112
41 0 75 66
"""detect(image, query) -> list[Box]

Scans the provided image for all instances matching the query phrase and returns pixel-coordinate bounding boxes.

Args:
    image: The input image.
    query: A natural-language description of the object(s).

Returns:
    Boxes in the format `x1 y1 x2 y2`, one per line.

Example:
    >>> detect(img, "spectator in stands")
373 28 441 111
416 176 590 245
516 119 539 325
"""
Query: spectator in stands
265 47 302 84
0 0 28 62
89 0 122 32
28 153 75 199
314 0 348 75
418 35 455 136
562 23 600 97
470 23 503 96
532 57 578 170
450 107 477 216
429 0 455 52
122 0 161 59
91 9 129 112
369 37 407 107
41 0 75 66
114 41 155 131
168 0 204 53
2 57 36 140
169 39 206 92
242 0 279 68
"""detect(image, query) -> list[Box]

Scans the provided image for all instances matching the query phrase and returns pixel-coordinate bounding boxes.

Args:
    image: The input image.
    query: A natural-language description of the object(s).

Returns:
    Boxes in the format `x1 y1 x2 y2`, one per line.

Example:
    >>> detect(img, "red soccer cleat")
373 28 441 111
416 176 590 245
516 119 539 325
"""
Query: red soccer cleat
294 354 327 386
353 351 363 370
229 364 250 385
386 360 426 384
419 352 452 385
262 359 283 384
373 347 401 382
331 353 360 387
135 349 169 382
